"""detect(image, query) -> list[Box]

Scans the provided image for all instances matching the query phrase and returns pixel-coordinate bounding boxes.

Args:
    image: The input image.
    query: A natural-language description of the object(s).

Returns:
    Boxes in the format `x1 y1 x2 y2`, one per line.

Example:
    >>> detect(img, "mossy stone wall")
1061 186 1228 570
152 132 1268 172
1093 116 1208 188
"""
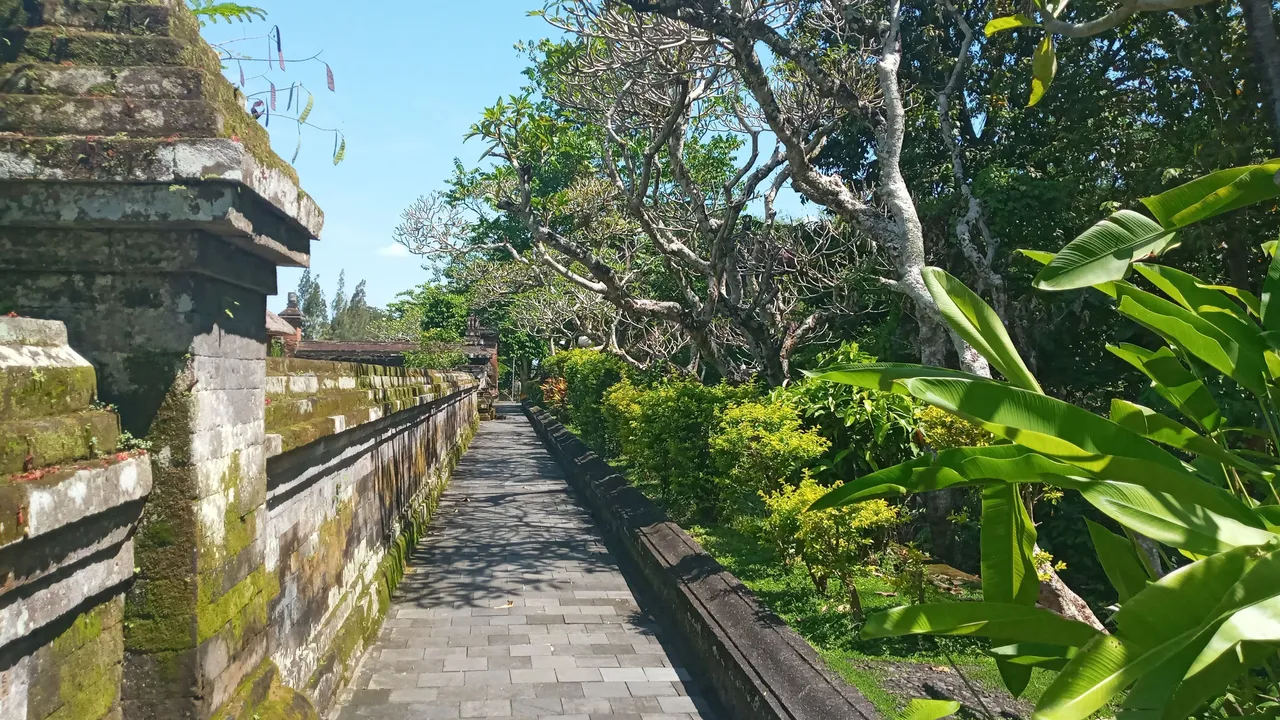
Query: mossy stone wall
260 362 479 714
0 317 150 720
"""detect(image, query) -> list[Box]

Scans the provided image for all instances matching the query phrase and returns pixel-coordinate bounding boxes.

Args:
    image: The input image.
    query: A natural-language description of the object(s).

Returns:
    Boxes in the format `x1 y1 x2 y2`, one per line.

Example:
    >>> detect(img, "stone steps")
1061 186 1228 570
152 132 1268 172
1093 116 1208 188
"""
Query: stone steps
32 0 175 36
2 26 186 66
0 409 120 475
0 93 220 136
0 64 203 100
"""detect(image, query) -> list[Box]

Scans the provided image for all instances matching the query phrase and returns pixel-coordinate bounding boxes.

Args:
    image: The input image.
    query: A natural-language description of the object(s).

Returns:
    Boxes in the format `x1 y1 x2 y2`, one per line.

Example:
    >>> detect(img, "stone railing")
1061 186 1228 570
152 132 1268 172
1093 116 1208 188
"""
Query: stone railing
0 317 153 720
524 403 881 720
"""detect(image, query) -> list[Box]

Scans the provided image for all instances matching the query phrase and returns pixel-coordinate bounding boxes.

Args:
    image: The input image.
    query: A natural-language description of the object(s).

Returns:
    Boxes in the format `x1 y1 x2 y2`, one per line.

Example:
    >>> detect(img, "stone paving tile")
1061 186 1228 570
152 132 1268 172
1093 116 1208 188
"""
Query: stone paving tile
335 405 715 719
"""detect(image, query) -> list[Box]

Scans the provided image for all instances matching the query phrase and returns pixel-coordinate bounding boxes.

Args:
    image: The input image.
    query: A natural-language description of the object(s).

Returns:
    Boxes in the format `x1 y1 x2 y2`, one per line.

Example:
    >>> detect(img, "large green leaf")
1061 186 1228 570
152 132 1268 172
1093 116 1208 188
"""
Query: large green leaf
998 657 1034 698
899 377 1185 471
1132 263 1252 324
1028 35 1057 107
1107 344 1223 432
1035 546 1266 720
984 13 1038 35
1196 283 1262 317
1032 210 1177 291
922 267 1042 392
1020 249 1128 298
1115 548 1280 719
982 484 1040 607
861 603 1100 647
805 363 981 395
808 445 1083 510
1109 399 1261 474
989 642 1077 671
896 699 961 720
900 378 1270 547
1262 239 1280 333
1186 594 1280 676
1075 479 1275 554
1140 160 1280 229
1085 519 1150 601
1115 284 1269 397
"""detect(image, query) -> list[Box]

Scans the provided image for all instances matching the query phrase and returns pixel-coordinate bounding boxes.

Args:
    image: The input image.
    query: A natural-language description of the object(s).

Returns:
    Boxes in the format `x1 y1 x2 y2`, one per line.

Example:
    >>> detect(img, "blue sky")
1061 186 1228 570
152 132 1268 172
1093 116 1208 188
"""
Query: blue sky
204 2 551 312
204 2 805 313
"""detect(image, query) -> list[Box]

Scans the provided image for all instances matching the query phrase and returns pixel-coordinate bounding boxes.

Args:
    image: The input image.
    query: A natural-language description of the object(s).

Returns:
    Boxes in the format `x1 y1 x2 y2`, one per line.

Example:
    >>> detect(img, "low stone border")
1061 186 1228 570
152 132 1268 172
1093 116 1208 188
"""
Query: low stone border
523 403 881 720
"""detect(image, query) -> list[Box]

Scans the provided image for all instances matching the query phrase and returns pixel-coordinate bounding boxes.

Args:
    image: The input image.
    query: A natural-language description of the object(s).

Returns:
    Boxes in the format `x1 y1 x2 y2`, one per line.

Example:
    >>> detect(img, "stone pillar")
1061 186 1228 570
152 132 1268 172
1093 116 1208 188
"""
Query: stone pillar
278 292 305 356
0 2 322 718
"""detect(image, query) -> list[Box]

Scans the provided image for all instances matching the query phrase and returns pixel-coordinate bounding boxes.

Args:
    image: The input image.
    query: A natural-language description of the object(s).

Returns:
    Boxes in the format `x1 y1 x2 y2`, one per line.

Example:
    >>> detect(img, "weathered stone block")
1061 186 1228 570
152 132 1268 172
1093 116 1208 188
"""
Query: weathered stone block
1 64 203 99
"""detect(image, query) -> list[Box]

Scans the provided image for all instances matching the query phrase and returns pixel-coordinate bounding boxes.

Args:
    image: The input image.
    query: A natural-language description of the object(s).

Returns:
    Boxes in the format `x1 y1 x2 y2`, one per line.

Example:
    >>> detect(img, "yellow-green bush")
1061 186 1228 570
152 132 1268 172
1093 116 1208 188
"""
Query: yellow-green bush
601 378 756 521
916 405 993 450
539 350 628 454
761 474 902 616
710 398 829 509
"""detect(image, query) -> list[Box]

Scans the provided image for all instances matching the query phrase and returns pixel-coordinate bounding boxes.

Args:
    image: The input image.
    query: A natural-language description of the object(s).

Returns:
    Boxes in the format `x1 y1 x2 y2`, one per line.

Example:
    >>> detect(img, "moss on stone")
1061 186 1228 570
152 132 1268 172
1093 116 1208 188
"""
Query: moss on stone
0 0 24 30
0 409 119 474
7 27 185 66
0 364 98 422
125 366 199 658
211 660 317 720
28 598 125 720
197 565 279 645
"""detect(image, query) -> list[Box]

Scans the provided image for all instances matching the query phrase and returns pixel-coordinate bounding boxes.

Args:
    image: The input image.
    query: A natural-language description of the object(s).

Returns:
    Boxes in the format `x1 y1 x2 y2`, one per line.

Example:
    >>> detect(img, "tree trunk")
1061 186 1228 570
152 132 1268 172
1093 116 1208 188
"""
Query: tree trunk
1038 556 1106 631
924 490 960 566
846 576 864 618
1242 0 1280 152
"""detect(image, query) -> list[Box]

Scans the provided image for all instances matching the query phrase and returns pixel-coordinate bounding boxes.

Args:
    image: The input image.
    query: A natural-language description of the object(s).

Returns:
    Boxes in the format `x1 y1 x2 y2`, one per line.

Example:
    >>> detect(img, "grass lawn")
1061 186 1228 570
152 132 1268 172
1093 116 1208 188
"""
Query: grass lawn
684 521 1057 717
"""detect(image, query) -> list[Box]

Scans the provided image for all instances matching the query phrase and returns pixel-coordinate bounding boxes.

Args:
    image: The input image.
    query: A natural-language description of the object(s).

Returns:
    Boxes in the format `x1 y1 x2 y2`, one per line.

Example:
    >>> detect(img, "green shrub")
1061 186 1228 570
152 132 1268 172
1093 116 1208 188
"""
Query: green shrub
779 342 920 480
601 378 642 452
602 377 756 521
537 350 628 454
710 398 829 511
916 405 993 450
760 473 902 617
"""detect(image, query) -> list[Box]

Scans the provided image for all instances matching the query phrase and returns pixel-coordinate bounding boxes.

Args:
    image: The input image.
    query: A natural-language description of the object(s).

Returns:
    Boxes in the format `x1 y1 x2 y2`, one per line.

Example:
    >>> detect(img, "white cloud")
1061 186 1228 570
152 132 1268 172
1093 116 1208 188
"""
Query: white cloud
377 243 411 258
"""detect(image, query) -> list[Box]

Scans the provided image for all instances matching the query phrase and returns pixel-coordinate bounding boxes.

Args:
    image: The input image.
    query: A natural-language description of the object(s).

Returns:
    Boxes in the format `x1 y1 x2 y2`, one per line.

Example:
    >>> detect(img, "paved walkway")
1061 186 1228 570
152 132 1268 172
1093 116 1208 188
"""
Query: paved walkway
336 405 716 720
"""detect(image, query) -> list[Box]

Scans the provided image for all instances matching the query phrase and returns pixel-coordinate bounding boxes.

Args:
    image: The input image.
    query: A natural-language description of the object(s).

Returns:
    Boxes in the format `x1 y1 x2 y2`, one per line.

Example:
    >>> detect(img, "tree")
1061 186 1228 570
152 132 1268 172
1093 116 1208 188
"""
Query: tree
399 24 869 385
810 161 1280 714
330 279 384 340
296 268 329 340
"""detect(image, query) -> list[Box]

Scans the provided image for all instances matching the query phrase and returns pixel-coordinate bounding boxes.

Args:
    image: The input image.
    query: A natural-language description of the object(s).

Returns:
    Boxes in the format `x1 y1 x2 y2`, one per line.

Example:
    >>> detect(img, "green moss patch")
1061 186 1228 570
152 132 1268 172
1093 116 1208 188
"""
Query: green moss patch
28 597 126 720
212 660 317 720
4 27 185 65
0 363 97 422
0 409 119 474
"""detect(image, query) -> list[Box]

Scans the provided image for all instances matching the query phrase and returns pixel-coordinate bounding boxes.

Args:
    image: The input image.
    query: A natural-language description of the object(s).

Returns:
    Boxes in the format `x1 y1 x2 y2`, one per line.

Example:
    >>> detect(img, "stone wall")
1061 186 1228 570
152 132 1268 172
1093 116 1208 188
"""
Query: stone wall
0 2 482 717
261 360 478 713
0 317 153 720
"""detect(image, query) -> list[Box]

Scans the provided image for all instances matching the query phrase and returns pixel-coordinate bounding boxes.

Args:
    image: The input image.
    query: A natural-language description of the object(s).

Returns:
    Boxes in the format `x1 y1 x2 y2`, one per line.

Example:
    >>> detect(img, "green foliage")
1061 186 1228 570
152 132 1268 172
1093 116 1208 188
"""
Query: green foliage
187 0 265 25
542 350 628 456
601 377 756 521
811 181 1280 717
916 406 993 450
329 276 384 341
710 398 830 503
295 269 329 340
403 328 467 370
780 342 920 480
762 474 903 618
